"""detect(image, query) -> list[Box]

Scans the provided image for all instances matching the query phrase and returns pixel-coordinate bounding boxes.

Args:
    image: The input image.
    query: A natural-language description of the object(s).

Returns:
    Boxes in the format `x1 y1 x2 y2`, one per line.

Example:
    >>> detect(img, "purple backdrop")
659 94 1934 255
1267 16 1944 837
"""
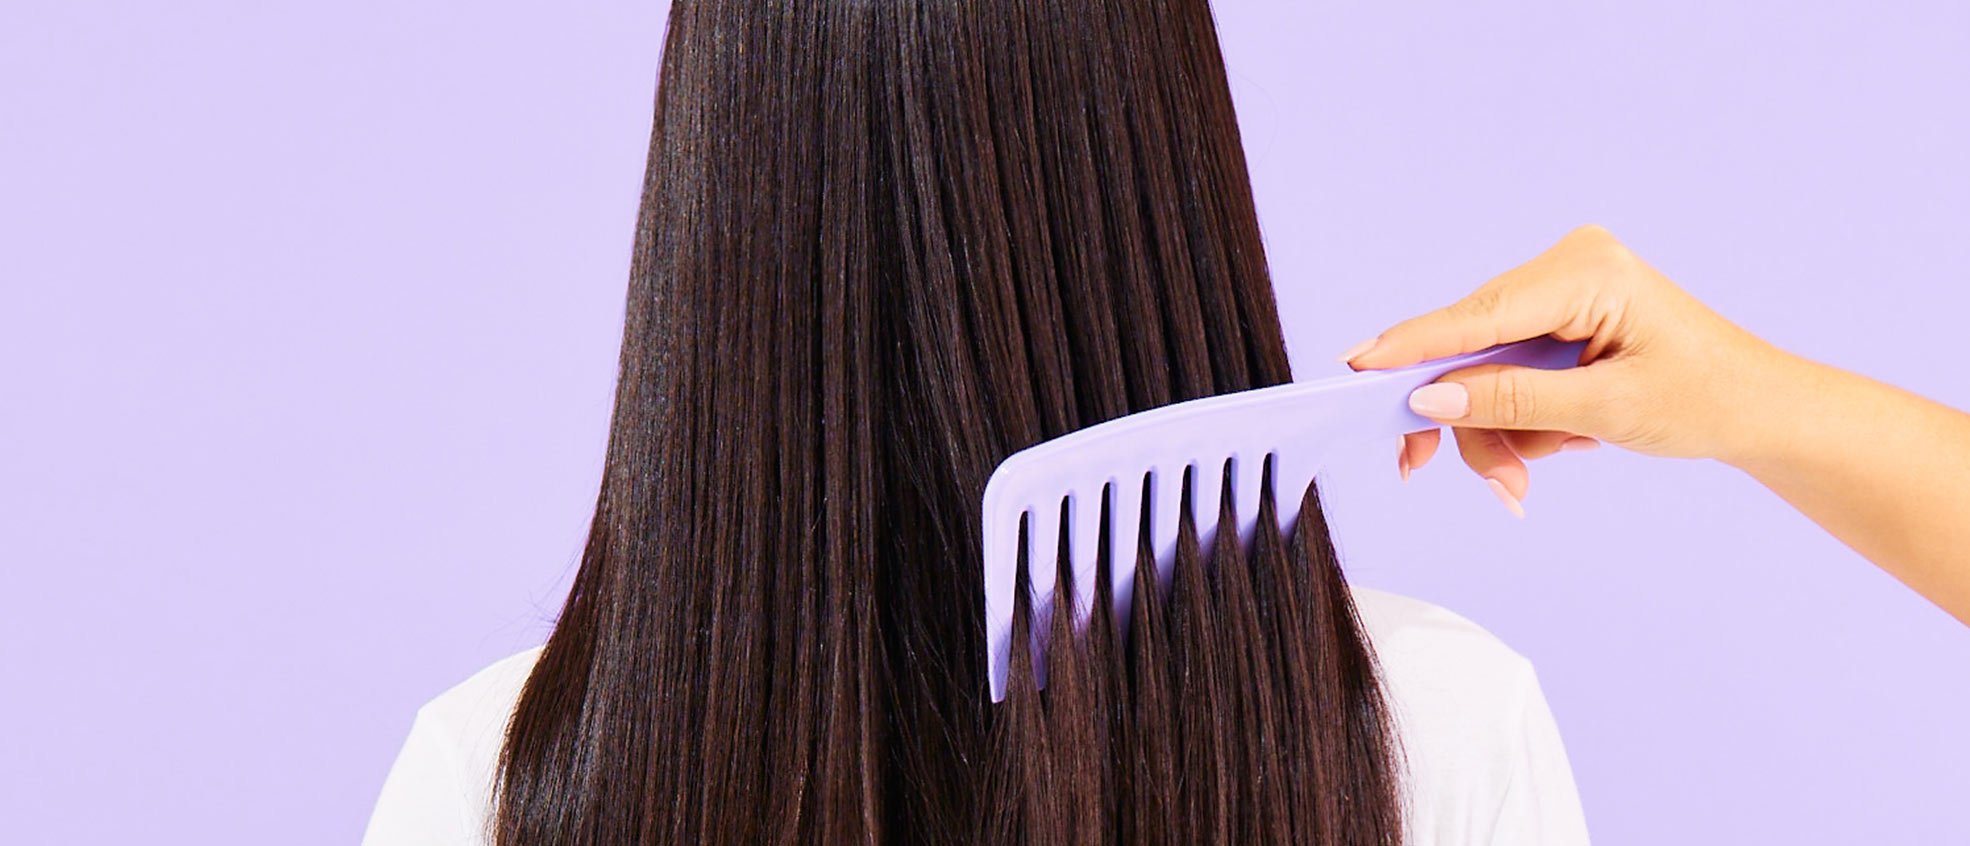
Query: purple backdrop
5 2 1966 843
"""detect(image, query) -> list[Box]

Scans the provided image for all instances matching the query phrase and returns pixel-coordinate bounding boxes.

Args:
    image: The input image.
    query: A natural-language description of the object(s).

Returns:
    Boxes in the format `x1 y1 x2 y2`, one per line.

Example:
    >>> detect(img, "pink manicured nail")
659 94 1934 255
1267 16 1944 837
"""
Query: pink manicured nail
1408 383 1470 419
1559 436 1600 452
1397 437 1410 482
1484 477 1525 518
1336 336 1380 363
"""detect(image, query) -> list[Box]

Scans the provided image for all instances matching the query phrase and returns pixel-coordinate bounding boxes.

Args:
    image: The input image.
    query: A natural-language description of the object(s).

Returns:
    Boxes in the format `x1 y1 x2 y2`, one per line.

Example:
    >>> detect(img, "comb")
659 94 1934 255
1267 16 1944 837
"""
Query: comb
980 335 1587 701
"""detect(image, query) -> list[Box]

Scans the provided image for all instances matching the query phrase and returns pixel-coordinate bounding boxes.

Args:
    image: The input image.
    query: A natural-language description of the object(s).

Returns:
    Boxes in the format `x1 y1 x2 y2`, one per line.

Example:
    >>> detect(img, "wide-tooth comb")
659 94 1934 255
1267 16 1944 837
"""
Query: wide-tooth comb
980 335 1587 701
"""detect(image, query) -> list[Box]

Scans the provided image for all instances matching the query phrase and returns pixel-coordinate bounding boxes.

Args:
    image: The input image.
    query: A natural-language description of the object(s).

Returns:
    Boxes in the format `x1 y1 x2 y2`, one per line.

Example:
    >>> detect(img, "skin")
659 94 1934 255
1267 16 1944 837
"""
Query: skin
1338 224 1970 627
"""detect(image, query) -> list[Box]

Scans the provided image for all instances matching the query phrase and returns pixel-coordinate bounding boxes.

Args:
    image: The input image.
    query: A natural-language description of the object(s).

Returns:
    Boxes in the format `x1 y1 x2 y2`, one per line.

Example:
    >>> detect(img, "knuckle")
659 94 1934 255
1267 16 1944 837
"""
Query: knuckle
1569 223 1629 262
1563 223 1645 294
1598 237 1640 275
1567 222 1613 244
1456 285 1505 318
1490 368 1533 427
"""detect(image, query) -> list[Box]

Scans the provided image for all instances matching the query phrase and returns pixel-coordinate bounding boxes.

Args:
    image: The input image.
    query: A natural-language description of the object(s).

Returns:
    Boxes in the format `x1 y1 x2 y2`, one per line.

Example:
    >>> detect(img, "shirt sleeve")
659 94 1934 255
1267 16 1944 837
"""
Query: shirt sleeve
1485 664 1592 845
361 707 478 846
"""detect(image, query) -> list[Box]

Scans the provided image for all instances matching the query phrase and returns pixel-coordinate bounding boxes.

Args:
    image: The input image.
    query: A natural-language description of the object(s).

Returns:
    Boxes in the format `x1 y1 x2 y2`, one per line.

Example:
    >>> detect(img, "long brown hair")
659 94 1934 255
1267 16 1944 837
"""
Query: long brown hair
491 0 1404 842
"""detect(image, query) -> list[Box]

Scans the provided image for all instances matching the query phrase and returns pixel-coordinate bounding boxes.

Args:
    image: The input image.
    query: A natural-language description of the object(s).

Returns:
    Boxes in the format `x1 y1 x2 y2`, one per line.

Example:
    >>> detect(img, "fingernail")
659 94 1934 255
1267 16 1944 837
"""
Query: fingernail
1408 383 1470 419
1397 437 1410 482
1484 477 1525 518
1336 336 1380 363
1559 436 1600 452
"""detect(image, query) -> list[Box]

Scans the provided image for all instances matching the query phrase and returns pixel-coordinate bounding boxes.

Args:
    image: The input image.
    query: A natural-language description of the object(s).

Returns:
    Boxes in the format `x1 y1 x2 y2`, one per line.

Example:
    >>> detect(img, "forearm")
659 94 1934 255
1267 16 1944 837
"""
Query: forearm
1722 349 1970 625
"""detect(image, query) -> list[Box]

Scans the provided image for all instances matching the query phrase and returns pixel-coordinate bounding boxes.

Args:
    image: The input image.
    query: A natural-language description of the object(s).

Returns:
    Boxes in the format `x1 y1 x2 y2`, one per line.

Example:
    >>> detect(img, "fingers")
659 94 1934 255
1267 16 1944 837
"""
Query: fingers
1454 427 1527 518
1407 360 1613 436
1403 429 1598 474
1342 266 1579 372
1502 429 1600 460
1397 427 1600 517
1340 224 1620 372
1396 429 1441 482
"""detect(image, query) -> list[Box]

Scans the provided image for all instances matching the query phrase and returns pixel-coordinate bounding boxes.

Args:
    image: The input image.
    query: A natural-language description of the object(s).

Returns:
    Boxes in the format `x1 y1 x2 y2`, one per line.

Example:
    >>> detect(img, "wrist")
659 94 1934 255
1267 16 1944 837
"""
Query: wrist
1710 341 1835 475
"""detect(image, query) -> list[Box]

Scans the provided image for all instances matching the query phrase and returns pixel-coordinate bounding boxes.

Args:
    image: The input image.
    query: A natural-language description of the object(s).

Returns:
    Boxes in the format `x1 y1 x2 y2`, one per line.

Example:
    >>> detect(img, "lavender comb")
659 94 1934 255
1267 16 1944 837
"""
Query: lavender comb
981 335 1588 701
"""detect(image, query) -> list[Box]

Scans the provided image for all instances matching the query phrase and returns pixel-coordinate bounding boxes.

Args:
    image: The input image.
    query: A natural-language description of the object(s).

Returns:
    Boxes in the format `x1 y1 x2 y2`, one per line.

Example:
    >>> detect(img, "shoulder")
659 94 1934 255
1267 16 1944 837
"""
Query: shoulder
418 645 546 740
1347 582 1540 740
1348 583 1542 742
415 645 547 795
1347 585 1579 843
1348 584 1538 688
364 647 545 846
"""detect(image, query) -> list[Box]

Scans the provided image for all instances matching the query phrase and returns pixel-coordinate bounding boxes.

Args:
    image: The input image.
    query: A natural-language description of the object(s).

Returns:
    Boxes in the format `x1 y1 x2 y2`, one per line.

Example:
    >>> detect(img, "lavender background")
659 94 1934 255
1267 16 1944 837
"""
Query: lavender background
5 2 1967 843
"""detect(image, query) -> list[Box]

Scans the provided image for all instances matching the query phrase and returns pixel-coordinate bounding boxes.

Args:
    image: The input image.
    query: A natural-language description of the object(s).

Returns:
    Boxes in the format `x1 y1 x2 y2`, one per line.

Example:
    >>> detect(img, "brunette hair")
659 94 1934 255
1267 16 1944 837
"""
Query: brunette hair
491 0 1403 842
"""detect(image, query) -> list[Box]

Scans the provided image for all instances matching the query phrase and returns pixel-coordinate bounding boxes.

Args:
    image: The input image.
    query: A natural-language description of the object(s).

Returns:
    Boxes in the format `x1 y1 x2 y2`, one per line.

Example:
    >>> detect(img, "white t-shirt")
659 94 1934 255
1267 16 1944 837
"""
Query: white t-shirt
362 585 1591 844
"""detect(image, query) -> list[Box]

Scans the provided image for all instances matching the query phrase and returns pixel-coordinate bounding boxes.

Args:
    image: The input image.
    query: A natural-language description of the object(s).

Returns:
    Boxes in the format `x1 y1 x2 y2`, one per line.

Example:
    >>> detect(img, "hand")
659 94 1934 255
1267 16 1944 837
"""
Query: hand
1337 224 1797 515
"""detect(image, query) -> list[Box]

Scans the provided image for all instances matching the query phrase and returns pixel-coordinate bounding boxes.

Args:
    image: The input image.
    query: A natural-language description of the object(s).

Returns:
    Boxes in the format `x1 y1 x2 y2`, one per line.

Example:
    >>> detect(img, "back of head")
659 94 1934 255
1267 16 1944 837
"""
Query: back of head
493 0 1403 842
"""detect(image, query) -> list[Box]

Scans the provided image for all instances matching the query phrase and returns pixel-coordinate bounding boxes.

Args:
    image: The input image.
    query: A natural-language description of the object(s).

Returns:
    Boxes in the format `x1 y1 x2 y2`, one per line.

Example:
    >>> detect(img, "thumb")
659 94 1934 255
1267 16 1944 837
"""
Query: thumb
1406 361 1614 435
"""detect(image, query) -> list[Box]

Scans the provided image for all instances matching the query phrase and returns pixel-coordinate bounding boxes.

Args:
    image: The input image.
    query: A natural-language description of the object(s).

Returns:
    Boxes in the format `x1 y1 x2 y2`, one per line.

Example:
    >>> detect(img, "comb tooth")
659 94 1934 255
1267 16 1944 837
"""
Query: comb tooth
1193 457 1225 556
1232 450 1268 551
1068 487 1102 628
984 506 1014 702
1109 475 1144 626
1148 467 1186 595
